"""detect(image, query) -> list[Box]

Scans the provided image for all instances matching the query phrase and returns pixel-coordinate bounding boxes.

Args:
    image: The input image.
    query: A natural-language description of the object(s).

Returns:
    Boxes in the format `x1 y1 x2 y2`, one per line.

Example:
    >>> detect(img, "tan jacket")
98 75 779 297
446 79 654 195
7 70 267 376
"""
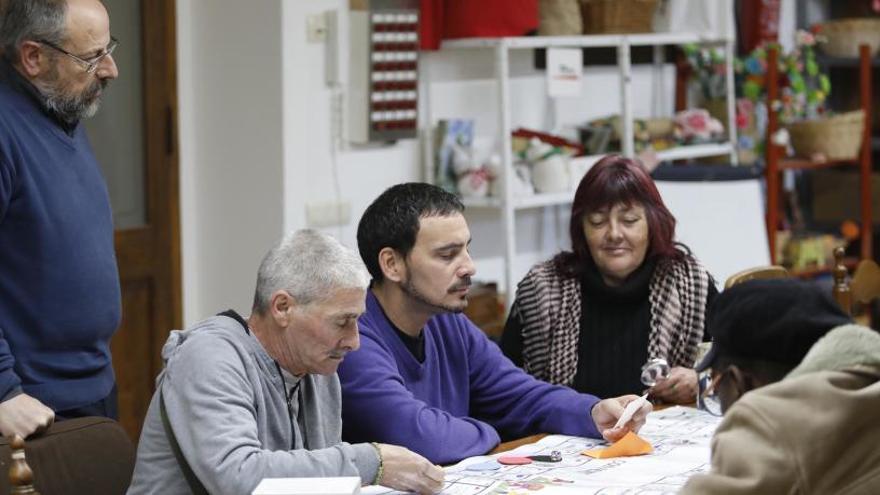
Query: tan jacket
681 324 880 494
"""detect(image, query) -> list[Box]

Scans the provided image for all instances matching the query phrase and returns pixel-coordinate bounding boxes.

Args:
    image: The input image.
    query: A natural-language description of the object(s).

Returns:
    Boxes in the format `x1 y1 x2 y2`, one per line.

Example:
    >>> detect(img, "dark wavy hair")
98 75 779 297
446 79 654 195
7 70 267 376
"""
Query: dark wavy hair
357 182 464 282
555 155 684 277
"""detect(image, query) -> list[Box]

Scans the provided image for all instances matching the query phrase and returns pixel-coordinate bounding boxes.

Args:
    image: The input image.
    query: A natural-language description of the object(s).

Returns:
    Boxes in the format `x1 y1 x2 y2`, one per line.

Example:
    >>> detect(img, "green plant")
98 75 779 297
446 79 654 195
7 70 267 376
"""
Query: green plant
735 30 831 124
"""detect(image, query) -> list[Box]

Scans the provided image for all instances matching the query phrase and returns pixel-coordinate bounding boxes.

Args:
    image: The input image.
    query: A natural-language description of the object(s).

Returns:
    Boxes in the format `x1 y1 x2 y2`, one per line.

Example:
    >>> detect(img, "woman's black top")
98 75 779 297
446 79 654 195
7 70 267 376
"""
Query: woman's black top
500 258 716 398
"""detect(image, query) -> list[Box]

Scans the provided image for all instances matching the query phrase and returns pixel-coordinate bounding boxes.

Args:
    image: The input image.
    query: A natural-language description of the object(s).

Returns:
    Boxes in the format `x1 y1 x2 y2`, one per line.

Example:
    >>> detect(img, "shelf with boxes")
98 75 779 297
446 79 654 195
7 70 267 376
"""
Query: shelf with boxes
426 31 738 302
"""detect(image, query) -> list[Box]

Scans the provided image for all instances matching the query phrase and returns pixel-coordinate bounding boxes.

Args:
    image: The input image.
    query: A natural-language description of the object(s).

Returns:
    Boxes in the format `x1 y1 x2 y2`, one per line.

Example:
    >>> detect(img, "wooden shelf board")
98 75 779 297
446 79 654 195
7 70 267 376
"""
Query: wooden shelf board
461 191 576 210
816 52 880 68
441 32 730 51
777 157 860 171
655 142 734 161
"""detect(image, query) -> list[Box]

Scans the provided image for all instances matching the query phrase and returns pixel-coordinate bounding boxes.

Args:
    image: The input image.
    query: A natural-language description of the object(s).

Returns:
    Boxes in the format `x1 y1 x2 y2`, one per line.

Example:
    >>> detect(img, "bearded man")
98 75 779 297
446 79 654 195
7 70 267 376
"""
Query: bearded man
0 0 121 439
338 183 652 465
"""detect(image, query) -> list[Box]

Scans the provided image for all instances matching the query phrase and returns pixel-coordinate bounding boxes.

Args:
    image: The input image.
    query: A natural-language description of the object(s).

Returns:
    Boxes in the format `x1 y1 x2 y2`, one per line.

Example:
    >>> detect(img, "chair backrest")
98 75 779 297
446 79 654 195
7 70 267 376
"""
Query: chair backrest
725 248 869 317
0 417 135 495
850 258 880 306
723 265 789 289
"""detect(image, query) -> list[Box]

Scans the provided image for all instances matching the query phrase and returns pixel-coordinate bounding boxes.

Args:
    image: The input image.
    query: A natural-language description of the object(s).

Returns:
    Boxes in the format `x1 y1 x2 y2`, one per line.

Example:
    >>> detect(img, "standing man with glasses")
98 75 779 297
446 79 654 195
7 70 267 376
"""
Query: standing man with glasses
0 0 122 439
681 278 880 494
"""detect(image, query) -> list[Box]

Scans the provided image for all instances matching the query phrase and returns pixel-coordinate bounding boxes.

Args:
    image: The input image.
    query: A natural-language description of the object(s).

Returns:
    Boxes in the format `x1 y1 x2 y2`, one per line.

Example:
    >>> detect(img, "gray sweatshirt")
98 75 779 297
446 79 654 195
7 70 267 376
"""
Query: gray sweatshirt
127 315 379 495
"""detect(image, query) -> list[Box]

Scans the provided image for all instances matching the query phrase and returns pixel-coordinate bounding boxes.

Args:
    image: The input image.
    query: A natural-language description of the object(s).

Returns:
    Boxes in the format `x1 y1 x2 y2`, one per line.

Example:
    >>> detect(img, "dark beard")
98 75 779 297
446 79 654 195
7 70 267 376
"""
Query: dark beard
36 64 106 124
401 274 470 315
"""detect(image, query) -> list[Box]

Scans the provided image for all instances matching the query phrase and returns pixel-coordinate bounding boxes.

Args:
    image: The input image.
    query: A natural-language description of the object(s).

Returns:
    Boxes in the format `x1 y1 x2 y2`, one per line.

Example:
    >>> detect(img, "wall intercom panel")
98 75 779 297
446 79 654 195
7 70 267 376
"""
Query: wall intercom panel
349 0 419 143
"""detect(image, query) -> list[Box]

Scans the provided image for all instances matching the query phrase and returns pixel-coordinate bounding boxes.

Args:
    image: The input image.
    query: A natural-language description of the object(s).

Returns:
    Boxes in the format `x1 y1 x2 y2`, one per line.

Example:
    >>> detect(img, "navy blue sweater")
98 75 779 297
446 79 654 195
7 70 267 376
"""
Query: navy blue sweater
0 61 120 411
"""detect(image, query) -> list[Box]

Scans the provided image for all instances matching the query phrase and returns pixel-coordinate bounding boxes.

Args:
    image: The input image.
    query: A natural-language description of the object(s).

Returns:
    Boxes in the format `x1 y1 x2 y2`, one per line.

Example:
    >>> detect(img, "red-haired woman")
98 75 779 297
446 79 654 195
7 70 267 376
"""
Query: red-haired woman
501 155 717 405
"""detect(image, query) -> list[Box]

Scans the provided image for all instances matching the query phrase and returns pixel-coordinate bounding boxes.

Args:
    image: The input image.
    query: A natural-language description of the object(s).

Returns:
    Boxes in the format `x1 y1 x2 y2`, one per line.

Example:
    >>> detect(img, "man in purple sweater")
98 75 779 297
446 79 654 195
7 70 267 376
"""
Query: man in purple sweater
338 183 651 465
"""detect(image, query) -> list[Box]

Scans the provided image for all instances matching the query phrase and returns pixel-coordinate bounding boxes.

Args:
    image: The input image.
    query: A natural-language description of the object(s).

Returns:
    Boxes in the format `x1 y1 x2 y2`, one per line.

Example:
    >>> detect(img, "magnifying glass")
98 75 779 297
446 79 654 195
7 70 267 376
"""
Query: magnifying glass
640 358 670 387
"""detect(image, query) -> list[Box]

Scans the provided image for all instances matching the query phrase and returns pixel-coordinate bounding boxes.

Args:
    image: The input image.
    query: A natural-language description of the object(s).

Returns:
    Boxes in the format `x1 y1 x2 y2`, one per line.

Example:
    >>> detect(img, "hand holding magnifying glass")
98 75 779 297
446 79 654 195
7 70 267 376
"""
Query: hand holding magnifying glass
643 358 698 404
640 358 670 388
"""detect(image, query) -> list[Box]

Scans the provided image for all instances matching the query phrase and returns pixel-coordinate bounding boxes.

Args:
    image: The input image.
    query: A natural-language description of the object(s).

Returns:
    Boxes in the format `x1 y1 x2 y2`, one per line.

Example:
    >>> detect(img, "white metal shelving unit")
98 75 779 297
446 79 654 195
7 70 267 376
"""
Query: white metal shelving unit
429 31 737 305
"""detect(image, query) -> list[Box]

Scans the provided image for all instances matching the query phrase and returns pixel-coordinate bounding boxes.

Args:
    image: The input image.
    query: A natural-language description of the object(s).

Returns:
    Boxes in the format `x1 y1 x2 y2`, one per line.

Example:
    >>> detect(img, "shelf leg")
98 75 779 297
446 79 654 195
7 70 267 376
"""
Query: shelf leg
618 39 634 158
652 45 665 119
860 44 873 261
725 38 738 165
495 42 516 309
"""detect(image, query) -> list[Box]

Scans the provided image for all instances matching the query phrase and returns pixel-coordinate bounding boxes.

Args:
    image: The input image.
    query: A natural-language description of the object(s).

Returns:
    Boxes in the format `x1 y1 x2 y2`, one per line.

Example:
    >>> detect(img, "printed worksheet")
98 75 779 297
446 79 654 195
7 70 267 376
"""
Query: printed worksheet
363 407 721 495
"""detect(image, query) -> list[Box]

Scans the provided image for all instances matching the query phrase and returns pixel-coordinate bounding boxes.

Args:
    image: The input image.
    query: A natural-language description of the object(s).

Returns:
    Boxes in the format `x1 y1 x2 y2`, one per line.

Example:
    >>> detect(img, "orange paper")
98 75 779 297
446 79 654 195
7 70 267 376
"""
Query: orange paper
581 431 653 459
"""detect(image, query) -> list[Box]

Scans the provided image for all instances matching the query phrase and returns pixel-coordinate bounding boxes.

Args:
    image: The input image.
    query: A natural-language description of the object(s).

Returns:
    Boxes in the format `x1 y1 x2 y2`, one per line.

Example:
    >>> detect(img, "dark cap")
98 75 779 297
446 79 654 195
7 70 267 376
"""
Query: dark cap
695 278 852 372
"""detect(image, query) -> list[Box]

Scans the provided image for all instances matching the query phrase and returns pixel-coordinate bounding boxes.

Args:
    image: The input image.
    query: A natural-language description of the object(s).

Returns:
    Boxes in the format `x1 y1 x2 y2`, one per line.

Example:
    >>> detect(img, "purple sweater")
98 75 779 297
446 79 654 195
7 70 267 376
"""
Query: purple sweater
338 291 601 464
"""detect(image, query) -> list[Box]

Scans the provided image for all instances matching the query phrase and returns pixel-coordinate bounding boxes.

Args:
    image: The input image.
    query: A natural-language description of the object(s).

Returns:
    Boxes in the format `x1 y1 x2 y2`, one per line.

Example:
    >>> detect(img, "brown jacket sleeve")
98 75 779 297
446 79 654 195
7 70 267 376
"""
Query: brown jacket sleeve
680 400 799 495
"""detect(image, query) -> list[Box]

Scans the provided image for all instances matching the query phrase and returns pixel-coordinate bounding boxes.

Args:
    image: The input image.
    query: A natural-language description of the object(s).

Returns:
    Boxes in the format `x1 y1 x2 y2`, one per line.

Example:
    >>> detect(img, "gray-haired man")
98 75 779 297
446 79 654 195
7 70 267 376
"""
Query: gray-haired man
128 230 443 495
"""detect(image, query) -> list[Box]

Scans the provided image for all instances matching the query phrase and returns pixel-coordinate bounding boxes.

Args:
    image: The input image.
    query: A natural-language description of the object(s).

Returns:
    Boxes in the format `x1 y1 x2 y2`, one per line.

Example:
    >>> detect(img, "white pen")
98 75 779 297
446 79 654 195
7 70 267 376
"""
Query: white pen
613 392 649 429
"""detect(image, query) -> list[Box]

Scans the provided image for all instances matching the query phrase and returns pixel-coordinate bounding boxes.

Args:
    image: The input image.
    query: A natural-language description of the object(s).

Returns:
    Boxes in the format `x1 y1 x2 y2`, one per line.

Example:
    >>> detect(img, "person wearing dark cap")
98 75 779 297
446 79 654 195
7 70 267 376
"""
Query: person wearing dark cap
681 278 880 494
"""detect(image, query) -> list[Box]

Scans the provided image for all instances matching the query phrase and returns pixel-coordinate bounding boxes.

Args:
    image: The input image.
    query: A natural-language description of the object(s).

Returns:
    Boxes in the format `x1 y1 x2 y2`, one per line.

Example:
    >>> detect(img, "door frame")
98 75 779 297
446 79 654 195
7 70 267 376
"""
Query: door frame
112 0 180 440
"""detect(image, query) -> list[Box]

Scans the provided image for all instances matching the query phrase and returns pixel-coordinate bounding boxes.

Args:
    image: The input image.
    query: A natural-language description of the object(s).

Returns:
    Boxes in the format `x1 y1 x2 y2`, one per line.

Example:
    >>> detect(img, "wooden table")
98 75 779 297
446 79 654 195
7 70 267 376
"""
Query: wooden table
491 434 547 454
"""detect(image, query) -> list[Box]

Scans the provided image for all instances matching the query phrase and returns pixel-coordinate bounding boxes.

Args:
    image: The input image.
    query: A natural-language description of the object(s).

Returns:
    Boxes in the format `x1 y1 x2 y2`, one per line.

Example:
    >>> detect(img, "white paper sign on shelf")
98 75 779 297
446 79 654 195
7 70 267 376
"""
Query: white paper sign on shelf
546 48 582 98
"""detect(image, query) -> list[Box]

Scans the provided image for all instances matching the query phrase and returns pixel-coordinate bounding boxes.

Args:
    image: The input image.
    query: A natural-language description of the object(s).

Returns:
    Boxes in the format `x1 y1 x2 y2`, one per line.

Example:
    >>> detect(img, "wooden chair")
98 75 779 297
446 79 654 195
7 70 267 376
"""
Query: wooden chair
725 248 878 319
848 255 880 320
829 246 880 317
1 417 135 495
851 259 880 301
723 265 789 289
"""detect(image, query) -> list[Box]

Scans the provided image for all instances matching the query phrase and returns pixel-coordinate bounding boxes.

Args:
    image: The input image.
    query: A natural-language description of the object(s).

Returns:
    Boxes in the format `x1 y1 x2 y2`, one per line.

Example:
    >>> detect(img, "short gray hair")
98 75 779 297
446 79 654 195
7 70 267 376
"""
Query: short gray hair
0 0 68 63
252 229 369 314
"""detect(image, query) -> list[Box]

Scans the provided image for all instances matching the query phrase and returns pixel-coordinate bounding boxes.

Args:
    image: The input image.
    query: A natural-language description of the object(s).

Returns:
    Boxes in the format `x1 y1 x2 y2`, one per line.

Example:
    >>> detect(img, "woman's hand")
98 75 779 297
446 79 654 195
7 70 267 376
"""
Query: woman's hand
648 366 698 405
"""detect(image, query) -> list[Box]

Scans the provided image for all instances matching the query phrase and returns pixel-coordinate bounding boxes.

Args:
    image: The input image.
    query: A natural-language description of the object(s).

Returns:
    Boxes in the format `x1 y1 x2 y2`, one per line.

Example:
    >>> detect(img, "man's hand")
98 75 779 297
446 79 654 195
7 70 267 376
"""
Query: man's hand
649 366 698 404
375 443 444 494
590 394 652 443
0 394 55 439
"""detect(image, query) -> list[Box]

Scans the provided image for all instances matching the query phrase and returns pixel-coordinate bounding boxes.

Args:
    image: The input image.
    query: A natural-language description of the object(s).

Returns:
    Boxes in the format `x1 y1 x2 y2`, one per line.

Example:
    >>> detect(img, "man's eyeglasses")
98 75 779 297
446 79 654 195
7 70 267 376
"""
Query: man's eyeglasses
697 369 723 417
37 36 118 74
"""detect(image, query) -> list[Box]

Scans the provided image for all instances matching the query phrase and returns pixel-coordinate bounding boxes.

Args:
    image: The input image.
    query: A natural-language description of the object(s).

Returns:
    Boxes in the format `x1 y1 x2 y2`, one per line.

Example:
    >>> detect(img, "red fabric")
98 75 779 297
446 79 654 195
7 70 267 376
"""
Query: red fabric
420 0 445 50
420 0 539 50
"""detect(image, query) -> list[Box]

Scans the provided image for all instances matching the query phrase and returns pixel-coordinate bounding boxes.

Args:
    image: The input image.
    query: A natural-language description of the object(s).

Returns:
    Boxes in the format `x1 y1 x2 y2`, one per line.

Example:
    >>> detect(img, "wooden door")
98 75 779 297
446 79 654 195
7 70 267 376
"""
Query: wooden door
85 0 180 441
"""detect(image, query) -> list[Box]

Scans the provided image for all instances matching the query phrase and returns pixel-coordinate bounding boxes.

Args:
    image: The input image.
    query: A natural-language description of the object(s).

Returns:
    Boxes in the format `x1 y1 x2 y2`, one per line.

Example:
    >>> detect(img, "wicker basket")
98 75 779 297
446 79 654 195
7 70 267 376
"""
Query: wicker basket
538 0 583 36
786 110 865 160
581 0 658 34
818 18 880 58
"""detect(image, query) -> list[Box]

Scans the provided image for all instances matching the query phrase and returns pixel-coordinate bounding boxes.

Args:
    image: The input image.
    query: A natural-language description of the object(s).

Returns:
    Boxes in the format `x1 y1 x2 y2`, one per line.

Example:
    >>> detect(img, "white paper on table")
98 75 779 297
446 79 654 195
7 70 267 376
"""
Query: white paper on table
363 407 723 495
252 477 360 495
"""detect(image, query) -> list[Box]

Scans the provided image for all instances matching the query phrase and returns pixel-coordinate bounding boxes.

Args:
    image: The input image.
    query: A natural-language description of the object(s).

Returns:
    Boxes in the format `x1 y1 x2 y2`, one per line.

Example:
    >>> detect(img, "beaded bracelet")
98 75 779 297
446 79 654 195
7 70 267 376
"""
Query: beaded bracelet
370 442 384 486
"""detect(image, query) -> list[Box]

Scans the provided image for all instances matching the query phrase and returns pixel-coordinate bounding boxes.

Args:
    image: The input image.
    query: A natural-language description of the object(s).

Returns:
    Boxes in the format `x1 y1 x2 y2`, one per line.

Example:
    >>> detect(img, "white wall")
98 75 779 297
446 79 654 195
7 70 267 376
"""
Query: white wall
178 1 749 323
178 0 285 323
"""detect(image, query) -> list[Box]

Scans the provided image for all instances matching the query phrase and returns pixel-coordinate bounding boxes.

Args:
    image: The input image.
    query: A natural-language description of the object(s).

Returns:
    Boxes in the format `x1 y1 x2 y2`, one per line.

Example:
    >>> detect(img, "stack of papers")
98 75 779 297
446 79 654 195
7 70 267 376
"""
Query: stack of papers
252 477 360 495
